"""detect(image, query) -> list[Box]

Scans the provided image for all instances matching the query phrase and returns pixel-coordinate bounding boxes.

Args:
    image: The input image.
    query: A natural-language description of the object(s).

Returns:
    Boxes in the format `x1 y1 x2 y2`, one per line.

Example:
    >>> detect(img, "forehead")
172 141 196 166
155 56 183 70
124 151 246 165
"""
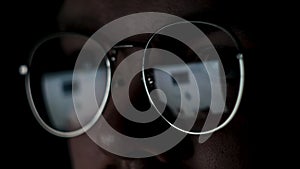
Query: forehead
57 0 254 49
58 0 225 33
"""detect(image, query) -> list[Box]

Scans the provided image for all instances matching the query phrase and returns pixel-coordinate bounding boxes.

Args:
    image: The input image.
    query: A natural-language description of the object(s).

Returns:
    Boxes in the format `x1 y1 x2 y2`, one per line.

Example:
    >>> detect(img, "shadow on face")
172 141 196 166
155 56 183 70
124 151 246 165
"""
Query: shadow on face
56 0 254 169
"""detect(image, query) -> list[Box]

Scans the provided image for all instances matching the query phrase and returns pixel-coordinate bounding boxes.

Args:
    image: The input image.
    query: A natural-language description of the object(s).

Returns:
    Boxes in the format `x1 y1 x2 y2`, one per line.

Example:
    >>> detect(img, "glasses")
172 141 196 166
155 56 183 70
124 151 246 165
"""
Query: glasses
19 21 244 138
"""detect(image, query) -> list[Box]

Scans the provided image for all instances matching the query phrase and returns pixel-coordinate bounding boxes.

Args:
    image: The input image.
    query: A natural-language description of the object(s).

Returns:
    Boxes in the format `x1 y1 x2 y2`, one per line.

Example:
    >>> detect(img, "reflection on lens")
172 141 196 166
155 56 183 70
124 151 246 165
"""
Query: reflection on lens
143 22 241 133
28 33 110 136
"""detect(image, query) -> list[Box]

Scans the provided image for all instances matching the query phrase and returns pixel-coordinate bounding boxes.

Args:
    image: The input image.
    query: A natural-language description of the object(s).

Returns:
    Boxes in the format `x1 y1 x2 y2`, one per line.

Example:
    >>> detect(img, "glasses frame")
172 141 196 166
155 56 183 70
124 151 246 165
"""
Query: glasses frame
142 21 245 135
21 33 111 137
20 21 245 138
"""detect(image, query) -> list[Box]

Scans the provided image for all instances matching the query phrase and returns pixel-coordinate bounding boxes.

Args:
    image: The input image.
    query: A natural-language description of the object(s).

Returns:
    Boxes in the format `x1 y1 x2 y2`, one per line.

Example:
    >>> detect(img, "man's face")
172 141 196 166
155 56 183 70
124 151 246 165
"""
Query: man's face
57 0 251 169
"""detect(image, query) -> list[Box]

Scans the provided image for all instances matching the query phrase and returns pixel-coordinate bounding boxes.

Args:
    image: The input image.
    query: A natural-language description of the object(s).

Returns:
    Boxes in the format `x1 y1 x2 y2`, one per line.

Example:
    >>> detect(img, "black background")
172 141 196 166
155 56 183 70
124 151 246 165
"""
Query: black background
2 0 293 168
3 1 71 168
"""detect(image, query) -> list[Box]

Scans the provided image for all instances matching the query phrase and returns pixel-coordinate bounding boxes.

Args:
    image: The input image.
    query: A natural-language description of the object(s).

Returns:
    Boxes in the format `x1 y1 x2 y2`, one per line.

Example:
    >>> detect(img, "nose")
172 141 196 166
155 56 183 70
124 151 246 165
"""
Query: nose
105 47 171 137
87 47 193 158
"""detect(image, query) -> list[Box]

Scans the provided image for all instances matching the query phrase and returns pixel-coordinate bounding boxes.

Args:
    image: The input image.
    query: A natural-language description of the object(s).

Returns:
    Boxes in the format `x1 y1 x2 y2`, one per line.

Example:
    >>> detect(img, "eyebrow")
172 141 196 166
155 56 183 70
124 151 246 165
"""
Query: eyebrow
183 12 249 50
59 20 98 37
60 20 154 47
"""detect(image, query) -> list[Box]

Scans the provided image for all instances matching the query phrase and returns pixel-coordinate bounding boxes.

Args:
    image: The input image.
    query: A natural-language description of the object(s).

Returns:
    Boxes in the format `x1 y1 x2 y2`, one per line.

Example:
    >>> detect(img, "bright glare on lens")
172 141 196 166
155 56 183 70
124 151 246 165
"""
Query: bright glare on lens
19 65 28 75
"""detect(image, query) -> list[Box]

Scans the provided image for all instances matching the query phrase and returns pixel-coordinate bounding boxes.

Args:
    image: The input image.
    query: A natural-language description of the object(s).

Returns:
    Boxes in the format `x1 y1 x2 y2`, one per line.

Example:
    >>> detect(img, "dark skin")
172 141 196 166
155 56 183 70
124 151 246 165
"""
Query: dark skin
57 0 253 168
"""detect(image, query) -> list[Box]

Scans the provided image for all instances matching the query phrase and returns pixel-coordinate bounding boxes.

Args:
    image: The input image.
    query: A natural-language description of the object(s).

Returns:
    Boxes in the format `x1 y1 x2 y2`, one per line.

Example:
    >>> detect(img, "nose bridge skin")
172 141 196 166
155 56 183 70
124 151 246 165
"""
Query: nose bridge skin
104 50 161 137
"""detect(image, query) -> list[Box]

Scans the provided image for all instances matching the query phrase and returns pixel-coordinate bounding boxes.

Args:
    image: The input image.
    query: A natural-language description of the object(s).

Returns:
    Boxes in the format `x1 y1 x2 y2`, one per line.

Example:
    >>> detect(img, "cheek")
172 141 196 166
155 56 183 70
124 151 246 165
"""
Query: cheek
68 134 115 169
184 116 249 169
67 114 249 169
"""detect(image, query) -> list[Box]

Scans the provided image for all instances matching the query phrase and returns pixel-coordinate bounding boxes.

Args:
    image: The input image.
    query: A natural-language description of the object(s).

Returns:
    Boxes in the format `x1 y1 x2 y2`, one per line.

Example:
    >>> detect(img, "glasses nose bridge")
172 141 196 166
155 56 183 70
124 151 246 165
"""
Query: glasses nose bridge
108 44 148 85
107 44 136 63
108 45 152 112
